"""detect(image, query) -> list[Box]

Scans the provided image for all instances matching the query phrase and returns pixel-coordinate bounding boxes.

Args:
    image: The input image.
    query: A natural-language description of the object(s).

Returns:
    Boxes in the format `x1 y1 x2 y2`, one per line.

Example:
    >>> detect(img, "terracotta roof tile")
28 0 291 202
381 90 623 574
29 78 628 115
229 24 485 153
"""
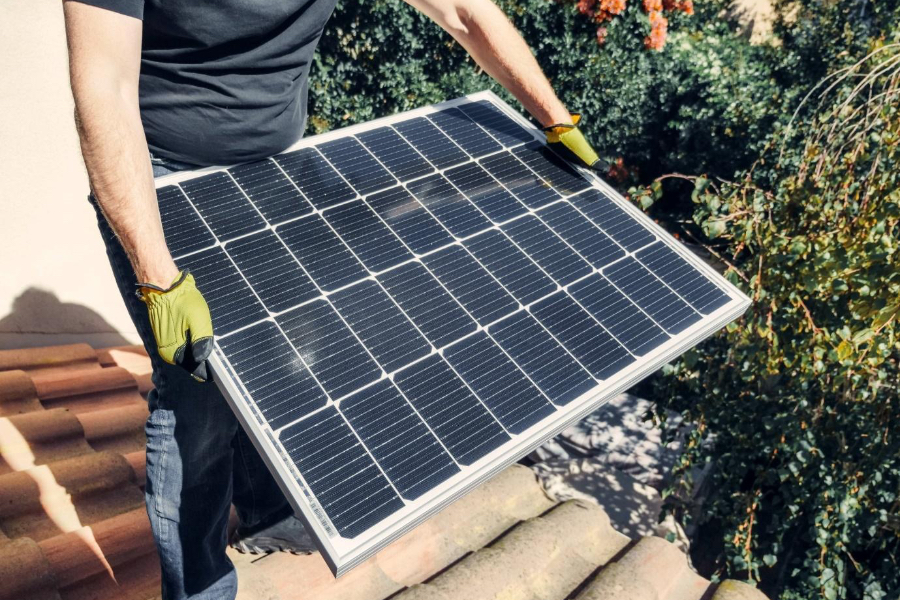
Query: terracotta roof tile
0 343 769 600
0 344 100 376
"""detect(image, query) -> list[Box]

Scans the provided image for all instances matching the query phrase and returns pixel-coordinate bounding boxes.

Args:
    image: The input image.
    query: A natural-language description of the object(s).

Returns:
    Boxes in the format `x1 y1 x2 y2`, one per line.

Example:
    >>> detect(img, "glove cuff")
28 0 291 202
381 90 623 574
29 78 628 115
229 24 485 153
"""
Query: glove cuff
543 114 582 143
135 269 191 301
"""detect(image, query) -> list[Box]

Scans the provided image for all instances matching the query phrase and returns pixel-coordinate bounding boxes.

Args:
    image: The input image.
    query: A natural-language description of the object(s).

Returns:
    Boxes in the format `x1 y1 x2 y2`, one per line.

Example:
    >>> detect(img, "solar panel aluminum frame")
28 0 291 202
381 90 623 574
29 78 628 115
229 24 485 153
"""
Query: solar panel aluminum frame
153 90 751 576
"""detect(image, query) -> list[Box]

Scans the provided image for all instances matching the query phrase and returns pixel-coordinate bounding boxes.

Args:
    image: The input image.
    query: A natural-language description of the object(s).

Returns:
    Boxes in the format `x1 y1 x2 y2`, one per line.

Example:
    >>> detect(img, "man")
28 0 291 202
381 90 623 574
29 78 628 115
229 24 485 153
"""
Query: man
63 0 601 598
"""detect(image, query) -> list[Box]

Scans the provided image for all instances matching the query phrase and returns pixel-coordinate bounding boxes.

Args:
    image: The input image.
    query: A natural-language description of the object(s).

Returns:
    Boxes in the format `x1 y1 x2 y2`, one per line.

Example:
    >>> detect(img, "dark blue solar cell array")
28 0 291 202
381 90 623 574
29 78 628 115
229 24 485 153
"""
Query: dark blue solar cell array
330 280 431 373
279 407 405 538
276 300 382 400
275 147 356 209
317 136 397 196
276 215 368 292
444 332 555 433
225 230 319 313
229 159 313 224
157 185 216 258
340 379 460 500
407 174 492 238
356 127 434 181
464 230 557 305
421 245 518 326
377 262 476 348
218 321 327 429
479 152 560 209
427 108 502 157
501 215 592 286
322 200 412 273
394 354 510 465
444 162 527 223
179 172 266 241
162 98 735 542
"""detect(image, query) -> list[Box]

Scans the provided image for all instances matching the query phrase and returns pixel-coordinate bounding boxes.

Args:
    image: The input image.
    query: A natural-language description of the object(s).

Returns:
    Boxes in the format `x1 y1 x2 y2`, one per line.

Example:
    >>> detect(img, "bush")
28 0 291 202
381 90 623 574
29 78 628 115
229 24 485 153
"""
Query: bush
648 45 900 599
308 0 782 182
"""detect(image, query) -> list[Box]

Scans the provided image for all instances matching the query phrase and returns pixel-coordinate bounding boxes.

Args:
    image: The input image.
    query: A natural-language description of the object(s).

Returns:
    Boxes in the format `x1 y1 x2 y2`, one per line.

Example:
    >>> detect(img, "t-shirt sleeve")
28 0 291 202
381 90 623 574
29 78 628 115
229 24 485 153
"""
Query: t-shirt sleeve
68 0 144 20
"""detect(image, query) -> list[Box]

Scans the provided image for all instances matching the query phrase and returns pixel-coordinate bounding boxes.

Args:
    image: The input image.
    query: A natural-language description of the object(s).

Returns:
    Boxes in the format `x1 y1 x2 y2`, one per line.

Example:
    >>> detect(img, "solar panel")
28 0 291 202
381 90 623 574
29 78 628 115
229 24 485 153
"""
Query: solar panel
153 91 750 576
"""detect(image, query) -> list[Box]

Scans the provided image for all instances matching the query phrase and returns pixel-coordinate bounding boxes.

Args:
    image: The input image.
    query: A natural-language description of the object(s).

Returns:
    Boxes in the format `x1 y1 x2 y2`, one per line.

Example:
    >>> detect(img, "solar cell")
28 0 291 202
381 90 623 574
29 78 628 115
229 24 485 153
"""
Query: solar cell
275 147 356 209
179 171 267 241
393 354 510 465
356 127 434 181
229 159 313 224
276 214 368 292
407 174 492 238
157 185 216 257
393 117 468 169
479 152 560 209
154 93 747 576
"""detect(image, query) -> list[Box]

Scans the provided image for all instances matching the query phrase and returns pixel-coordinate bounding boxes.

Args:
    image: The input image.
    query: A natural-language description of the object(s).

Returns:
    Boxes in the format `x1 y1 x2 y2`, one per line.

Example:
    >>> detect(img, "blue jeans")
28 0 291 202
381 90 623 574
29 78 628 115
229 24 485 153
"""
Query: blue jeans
90 155 291 600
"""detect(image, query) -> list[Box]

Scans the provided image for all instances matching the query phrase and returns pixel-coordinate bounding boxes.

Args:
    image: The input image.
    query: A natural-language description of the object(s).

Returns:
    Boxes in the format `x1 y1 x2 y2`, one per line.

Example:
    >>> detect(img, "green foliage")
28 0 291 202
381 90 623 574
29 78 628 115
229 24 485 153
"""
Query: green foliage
308 0 782 181
651 46 900 599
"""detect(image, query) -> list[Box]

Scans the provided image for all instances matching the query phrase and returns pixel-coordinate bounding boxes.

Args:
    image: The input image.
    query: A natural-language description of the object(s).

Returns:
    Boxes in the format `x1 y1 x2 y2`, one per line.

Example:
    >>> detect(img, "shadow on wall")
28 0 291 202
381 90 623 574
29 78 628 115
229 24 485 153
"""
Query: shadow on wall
0 288 132 350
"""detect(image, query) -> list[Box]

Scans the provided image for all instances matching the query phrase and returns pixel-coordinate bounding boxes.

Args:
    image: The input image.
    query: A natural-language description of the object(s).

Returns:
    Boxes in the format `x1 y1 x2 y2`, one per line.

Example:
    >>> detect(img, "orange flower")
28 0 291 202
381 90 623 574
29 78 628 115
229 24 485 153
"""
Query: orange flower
678 0 694 14
577 0 596 15
599 0 626 16
643 0 662 12
596 26 609 45
644 10 668 50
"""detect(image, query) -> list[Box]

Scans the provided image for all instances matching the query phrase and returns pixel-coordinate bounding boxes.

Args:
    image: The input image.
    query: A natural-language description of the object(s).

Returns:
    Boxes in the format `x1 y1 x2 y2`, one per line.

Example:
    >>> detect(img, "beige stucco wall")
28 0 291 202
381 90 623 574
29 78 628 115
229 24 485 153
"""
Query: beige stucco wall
0 0 141 349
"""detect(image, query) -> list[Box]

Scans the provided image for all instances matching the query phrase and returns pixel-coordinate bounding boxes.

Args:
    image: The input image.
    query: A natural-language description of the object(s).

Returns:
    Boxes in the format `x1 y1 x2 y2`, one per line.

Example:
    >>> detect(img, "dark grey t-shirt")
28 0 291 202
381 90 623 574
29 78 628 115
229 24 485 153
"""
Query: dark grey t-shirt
74 0 338 166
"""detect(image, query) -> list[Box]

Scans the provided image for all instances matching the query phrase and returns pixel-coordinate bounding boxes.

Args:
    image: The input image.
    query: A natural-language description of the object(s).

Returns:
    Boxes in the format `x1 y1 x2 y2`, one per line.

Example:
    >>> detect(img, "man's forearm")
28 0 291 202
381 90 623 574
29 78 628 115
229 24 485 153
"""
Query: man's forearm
72 83 179 288
65 1 178 288
412 0 572 128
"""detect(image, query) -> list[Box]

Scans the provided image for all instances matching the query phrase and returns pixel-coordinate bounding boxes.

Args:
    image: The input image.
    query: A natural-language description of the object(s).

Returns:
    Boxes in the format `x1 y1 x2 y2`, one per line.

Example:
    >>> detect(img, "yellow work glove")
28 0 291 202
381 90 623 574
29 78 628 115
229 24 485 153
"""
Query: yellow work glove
543 114 602 171
136 270 215 382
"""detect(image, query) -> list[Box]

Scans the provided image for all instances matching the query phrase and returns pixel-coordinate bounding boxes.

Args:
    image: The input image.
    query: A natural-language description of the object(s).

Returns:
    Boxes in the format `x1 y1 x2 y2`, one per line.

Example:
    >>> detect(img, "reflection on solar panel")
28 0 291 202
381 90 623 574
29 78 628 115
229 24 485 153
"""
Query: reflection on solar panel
154 92 749 576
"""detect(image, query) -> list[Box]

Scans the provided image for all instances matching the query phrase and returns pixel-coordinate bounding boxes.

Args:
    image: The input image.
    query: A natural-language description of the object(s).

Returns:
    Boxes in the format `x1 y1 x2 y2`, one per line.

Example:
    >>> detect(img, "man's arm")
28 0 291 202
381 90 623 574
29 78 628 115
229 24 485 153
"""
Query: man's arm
404 0 572 128
64 3 214 381
63 1 179 288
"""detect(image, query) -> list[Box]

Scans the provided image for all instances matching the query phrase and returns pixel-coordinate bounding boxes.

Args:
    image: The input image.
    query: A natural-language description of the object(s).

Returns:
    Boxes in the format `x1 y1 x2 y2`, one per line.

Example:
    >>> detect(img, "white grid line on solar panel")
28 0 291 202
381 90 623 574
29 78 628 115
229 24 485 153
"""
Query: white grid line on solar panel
501 215 593 285
535 202 626 269
228 159 313 223
600 255 702 334
635 244 729 314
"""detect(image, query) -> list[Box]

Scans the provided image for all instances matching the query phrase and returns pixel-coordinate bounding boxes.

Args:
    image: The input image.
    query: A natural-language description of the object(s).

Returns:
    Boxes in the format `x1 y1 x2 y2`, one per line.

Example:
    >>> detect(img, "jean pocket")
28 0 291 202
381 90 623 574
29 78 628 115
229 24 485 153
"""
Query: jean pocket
144 400 181 522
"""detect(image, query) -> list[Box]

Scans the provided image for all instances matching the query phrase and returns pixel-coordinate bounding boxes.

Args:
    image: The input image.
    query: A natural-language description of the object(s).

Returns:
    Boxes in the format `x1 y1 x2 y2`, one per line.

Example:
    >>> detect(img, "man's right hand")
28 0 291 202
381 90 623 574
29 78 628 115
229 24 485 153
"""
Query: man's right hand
138 270 215 382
